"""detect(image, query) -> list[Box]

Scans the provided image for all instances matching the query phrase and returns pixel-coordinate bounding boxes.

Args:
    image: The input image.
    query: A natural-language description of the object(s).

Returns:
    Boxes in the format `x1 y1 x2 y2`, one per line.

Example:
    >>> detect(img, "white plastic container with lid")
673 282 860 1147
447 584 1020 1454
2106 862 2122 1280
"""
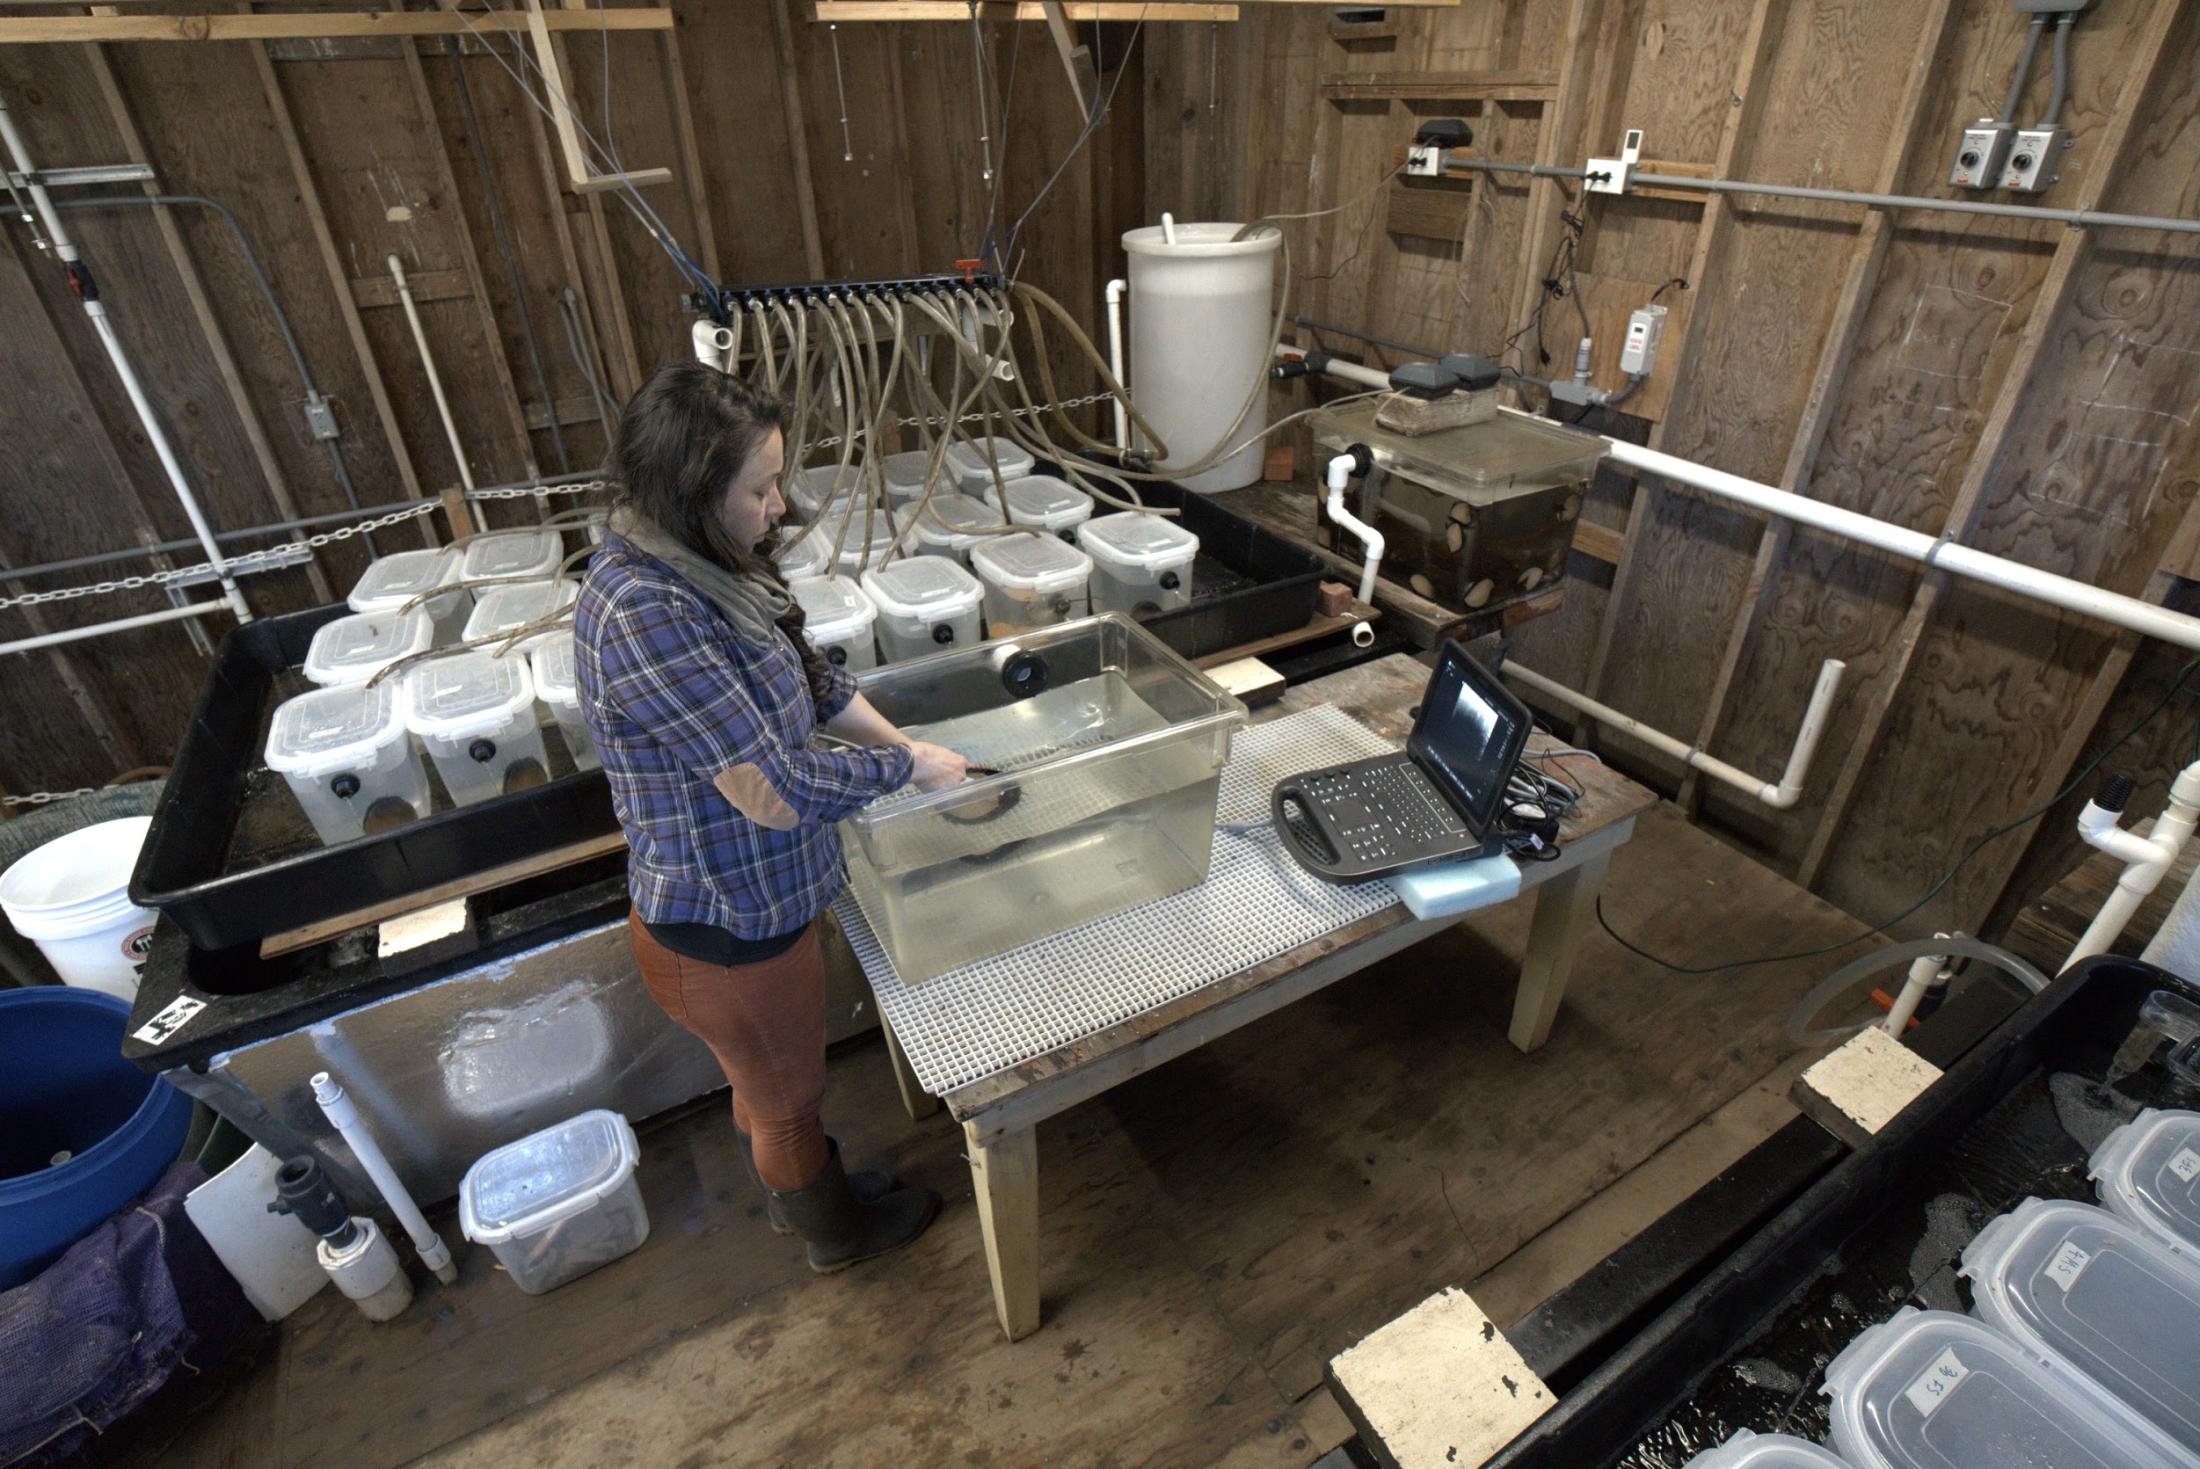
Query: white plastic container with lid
1079 512 1200 615
1961 1196 2200 1453
1822 1306 2190 1469
2092 1109 2200 1250
463 578 578 657
970 533 1093 636
302 608 434 688
881 449 947 506
791 574 879 672
860 555 985 662
814 501 916 579
943 436 1035 498
907 493 1005 566
1680 1430 1852 1469
347 548 471 645
263 681 429 846
773 526 835 584
786 463 854 523
458 1108 648 1295
459 528 562 585
529 632 598 772
403 651 548 807
0 817 159 1001
1122 220 1281 493
995 474 1095 540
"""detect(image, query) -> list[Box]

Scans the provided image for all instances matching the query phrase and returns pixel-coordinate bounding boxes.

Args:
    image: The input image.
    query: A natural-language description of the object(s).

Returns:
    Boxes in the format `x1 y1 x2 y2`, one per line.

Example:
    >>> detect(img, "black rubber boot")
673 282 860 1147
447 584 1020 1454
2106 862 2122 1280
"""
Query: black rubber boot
769 1138 942 1273
738 1130 894 1235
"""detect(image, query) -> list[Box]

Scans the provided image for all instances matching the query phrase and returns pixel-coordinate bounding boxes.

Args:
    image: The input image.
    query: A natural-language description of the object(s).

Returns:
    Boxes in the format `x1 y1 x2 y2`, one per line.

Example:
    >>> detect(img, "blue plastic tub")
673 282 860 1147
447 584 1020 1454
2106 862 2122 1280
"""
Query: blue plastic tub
0 987 192 1289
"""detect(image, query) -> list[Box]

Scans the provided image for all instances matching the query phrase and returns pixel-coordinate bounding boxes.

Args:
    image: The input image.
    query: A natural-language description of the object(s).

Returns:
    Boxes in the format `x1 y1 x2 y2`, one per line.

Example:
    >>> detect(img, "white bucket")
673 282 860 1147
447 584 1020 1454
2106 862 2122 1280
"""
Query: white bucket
1122 222 1281 493
0 815 157 1001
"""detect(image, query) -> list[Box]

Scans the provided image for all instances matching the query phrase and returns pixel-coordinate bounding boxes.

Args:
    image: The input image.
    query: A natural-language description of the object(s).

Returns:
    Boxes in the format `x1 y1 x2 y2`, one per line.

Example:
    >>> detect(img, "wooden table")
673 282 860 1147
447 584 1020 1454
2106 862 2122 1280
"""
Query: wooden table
878 652 1658 1341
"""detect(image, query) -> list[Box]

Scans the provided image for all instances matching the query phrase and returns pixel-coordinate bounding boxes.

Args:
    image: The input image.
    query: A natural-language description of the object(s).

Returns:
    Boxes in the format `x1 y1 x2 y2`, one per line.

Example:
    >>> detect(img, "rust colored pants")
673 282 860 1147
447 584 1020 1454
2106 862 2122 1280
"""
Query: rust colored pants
628 911 831 1189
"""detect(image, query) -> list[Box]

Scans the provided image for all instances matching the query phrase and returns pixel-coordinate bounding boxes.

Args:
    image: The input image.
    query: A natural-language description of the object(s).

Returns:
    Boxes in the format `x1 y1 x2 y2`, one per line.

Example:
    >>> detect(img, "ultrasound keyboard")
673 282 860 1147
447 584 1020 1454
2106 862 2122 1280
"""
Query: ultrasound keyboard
1271 755 1485 882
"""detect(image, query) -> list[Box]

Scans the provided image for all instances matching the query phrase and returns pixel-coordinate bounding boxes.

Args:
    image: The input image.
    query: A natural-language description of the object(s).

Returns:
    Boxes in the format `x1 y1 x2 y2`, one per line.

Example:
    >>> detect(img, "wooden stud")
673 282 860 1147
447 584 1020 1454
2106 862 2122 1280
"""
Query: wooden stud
654 0 721 285
1038 1 1096 117
1316 69 1555 102
1796 0 2189 889
815 3 1241 20
1502 0 1598 410
964 1119 1041 1341
769 0 829 280
1508 847 1610 1053
0 9 673 44
881 1016 942 1121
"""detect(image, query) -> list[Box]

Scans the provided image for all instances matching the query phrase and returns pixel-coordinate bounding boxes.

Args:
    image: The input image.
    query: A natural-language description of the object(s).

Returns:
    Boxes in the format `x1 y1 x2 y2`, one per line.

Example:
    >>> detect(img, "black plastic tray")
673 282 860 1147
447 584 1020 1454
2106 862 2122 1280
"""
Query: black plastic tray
129 604 617 953
1434 956 2198 1468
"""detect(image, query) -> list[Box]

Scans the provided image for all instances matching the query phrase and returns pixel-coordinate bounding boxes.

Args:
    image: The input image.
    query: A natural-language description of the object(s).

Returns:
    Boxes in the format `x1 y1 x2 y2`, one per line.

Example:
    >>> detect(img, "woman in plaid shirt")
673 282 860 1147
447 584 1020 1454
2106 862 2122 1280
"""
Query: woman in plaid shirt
576 362 967 1272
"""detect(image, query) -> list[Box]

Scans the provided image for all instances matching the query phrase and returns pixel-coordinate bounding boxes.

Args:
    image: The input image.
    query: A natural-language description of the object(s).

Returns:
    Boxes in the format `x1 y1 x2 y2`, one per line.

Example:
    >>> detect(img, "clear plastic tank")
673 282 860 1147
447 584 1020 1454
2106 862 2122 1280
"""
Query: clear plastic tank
1080 512 1199 615
842 613 1245 983
403 651 549 807
791 574 880 673
2091 1108 2200 1251
1122 221 1281 493
529 632 600 772
970 534 1093 636
348 548 471 645
458 1109 647 1295
263 682 429 845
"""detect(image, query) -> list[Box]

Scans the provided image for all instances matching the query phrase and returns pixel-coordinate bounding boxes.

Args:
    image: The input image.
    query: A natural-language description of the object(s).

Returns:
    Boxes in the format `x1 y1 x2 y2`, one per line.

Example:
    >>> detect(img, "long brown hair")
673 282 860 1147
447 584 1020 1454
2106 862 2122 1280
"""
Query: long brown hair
609 362 833 690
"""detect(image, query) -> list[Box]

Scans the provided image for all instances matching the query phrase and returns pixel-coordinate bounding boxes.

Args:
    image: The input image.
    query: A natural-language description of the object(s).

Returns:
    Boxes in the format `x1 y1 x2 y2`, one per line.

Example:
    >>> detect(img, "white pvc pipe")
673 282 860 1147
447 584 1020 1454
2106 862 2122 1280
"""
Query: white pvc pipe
1325 452 1385 605
1882 937 1952 1036
2067 763 2200 967
1 89 251 627
1160 211 1178 245
388 254 473 492
0 598 229 658
1105 277 1129 450
1507 657 1846 810
311 1071 458 1284
1275 343 2200 655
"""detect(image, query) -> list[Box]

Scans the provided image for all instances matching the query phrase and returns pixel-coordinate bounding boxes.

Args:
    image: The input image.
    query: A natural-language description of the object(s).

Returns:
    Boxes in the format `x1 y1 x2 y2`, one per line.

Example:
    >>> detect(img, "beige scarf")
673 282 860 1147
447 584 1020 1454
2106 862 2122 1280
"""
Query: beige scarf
608 505 791 646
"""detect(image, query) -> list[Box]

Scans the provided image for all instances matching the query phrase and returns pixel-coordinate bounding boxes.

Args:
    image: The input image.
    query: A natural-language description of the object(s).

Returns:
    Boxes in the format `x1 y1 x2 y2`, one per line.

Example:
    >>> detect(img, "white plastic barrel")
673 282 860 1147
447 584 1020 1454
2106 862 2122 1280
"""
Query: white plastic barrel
0 816 157 1001
1122 221 1281 493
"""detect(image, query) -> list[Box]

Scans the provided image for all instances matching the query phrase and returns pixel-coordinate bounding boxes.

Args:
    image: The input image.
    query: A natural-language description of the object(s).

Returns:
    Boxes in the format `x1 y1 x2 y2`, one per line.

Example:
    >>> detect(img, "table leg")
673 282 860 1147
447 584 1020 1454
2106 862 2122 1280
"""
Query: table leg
880 1014 941 1121
964 1120 1040 1341
1509 849 1612 1054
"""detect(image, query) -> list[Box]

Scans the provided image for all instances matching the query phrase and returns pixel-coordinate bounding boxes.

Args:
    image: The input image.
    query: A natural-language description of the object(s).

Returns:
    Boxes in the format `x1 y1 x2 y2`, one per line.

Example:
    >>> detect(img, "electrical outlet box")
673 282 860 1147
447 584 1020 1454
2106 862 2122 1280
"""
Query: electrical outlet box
1619 304 1666 375
302 392 340 442
1998 126 2068 193
1406 143 1446 177
1586 127 1642 196
1949 121 2013 190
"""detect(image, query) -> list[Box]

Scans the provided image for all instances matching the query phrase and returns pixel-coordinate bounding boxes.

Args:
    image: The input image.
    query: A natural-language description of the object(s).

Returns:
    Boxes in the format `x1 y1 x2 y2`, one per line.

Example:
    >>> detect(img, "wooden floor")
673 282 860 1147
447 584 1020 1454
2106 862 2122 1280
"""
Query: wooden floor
130 806 1879 1469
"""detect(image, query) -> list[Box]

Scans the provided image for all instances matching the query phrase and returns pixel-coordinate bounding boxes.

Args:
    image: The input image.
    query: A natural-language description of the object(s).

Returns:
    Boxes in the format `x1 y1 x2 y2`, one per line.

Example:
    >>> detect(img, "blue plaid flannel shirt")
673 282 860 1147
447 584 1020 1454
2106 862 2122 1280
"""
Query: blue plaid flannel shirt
574 531 913 938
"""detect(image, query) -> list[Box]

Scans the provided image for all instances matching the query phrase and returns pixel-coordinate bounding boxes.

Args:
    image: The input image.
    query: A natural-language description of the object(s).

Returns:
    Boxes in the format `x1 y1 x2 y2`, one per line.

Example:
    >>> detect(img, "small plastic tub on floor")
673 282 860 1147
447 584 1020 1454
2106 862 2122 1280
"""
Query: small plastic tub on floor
529 632 599 772
862 555 985 662
459 528 563 586
791 574 880 672
403 650 549 806
348 547 471 645
459 1108 648 1295
302 607 434 688
970 533 1093 636
0 816 160 1000
1080 512 1200 616
943 437 1034 499
2091 1108 2200 1251
264 681 431 844
1960 1195 2200 1453
1680 1430 1852 1468
1822 1306 2191 1469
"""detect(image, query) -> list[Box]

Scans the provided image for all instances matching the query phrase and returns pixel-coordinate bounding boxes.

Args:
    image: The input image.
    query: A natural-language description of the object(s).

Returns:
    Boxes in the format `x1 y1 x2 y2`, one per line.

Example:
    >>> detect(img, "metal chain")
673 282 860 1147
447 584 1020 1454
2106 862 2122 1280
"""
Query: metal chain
1 787 98 808
465 478 615 503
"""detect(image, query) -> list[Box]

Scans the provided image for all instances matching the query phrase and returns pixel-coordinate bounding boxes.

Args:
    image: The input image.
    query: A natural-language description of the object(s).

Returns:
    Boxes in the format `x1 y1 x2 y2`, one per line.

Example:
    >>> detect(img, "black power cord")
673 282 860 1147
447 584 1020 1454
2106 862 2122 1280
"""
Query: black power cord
1600 652 2200 975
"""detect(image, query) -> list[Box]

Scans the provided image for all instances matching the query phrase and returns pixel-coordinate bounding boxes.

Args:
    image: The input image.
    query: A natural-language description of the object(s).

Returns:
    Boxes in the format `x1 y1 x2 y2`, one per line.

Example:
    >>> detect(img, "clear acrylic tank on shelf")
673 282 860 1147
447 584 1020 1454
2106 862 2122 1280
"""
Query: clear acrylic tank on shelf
840 614 1245 983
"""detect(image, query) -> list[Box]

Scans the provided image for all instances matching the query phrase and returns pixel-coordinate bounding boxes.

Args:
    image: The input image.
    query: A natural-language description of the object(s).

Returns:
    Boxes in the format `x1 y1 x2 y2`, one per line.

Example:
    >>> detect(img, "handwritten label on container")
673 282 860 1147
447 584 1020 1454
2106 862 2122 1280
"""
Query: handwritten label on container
2043 1241 2092 1292
1903 1348 1970 1419
2170 1147 2200 1184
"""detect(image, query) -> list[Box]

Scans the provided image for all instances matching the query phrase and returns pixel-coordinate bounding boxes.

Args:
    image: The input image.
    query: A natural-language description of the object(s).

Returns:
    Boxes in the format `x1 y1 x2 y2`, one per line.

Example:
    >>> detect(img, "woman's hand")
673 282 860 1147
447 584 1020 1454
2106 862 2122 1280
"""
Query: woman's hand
908 741 970 792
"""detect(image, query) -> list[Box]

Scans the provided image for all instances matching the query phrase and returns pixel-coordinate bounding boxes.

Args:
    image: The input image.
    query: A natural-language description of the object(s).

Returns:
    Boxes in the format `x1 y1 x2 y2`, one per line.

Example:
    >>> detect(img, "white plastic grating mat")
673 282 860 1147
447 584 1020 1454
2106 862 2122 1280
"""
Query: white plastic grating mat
839 704 1404 1096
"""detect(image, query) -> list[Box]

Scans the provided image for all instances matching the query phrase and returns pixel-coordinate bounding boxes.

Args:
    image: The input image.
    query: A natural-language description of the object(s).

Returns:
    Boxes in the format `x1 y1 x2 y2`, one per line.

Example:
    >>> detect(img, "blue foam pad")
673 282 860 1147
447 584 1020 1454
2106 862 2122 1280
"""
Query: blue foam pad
1388 852 1521 919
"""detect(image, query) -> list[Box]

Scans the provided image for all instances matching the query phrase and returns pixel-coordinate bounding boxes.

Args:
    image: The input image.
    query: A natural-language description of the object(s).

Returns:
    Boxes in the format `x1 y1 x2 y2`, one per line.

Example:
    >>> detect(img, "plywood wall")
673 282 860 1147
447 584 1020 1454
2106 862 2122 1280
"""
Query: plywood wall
1145 0 2200 940
0 2 1128 800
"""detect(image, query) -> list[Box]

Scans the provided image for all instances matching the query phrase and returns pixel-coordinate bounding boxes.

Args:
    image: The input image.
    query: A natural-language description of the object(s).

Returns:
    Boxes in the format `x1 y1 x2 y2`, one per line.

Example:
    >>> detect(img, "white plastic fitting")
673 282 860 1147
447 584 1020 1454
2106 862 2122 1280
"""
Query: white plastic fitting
311 1071 459 1285
1160 211 1179 245
1325 452 1386 606
1881 934 1955 1036
319 1216 414 1323
690 318 735 370
2068 762 2200 967
1350 620 1375 649
1105 278 1129 450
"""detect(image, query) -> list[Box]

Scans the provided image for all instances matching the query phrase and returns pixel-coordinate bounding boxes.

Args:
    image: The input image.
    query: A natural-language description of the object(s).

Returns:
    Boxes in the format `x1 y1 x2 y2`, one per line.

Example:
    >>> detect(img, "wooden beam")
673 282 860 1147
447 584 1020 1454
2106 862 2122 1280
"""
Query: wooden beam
81 39 336 604
813 3 1240 19
769 0 828 279
0 8 672 42
1503 0 1599 407
1795 0 2188 890
1318 69 1556 102
517 0 668 193
1672 0 1962 815
1038 1 1096 118
654 0 720 284
1571 517 1624 566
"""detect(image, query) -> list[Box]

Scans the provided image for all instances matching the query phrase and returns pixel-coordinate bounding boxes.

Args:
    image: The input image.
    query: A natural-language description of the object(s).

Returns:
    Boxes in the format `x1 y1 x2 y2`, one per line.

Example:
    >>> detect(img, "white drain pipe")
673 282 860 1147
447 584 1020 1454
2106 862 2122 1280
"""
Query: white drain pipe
311 1071 459 1284
1105 278 1129 450
1325 451 1385 605
388 254 473 493
2067 763 2200 968
1506 657 1846 810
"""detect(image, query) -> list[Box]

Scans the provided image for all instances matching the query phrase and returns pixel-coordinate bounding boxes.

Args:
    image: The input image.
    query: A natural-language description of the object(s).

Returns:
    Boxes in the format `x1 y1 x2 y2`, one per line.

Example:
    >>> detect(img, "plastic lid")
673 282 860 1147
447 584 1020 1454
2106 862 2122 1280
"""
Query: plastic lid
1121 220 1283 257
403 650 535 740
943 438 1034 489
1822 1307 2188 1469
464 579 577 652
347 548 459 613
1961 1197 2200 1450
910 494 1004 552
1079 512 1199 572
791 574 877 641
460 529 562 583
530 632 579 706
1308 396 1606 496
302 609 434 686
1680 1430 1852 1469
970 532 1093 596
881 450 945 495
786 463 855 521
459 1108 640 1243
998 474 1094 529
814 502 916 571
774 529 835 582
264 681 410 779
860 555 983 620
2091 1109 2200 1251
